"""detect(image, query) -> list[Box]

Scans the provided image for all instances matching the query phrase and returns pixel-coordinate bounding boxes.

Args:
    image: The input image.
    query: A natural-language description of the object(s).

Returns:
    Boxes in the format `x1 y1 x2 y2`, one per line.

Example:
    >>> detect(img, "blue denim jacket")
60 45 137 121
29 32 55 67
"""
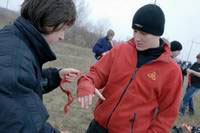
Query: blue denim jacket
92 37 112 59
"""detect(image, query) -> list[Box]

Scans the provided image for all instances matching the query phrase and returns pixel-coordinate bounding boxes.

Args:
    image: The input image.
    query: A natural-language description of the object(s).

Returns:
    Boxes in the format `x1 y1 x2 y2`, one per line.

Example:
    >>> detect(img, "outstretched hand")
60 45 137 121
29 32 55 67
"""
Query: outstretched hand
187 69 194 74
78 88 106 109
181 124 193 133
61 131 70 133
59 68 81 82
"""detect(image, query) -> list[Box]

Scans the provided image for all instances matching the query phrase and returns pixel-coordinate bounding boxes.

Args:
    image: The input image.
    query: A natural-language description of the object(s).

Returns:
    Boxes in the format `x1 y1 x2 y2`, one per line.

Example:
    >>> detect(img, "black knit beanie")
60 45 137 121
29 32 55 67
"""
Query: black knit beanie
170 41 182 51
132 4 165 36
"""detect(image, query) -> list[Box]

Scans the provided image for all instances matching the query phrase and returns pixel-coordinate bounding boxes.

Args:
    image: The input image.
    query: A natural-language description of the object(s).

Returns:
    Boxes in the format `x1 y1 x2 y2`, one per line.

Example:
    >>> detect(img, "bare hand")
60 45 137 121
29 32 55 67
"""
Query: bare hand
181 124 193 132
61 131 70 133
102 51 109 56
187 69 193 74
78 89 106 109
59 68 81 82
102 52 106 56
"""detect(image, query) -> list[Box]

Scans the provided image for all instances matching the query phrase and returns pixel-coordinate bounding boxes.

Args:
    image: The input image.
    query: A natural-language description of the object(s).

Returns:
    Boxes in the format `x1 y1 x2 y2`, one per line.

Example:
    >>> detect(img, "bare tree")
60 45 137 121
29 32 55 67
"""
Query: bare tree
64 0 111 48
74 0 90 27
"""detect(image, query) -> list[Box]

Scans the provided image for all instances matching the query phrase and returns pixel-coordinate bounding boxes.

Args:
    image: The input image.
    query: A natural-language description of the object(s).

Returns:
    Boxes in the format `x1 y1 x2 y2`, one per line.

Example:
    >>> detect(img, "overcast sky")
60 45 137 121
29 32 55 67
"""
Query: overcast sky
0 0 200 62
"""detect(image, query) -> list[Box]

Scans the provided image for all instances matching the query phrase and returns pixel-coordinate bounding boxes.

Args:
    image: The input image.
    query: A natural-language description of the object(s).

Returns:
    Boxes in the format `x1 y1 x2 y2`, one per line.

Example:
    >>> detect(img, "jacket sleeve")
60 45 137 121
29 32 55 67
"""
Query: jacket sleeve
189 63 200 77
147 67 183 133
42 67 61 94
39 122 60 133
77 47 116 97
92 39 105 55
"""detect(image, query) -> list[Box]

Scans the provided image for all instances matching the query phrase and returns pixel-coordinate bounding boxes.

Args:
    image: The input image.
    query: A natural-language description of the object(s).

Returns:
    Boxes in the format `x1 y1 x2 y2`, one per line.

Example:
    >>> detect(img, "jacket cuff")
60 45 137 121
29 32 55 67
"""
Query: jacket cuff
77 75 95 97
48 68 61 88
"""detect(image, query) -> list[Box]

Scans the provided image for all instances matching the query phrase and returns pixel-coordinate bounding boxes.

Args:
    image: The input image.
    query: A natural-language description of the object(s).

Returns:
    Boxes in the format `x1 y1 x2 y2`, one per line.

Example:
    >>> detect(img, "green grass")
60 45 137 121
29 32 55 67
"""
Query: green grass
44 42 200 132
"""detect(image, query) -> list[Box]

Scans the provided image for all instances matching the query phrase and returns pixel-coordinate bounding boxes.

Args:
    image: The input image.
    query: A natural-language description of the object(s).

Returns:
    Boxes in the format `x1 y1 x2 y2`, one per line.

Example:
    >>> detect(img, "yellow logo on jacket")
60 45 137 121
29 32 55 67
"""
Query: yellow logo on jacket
147 72 157 81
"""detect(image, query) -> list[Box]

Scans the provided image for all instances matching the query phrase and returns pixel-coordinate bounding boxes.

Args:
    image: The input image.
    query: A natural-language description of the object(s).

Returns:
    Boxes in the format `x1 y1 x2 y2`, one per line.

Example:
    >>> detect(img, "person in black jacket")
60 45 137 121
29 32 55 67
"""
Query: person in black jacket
180 53 200 117
0 0 81 133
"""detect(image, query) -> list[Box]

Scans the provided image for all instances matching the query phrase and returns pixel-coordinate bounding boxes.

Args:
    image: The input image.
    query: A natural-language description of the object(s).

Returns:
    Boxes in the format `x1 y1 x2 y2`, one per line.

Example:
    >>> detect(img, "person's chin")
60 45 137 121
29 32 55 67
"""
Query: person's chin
136 46 145 51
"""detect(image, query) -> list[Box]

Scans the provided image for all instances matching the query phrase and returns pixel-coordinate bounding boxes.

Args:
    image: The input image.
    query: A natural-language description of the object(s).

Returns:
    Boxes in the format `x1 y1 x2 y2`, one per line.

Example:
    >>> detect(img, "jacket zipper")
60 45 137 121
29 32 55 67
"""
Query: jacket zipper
105 68 139 128
130 112 137 133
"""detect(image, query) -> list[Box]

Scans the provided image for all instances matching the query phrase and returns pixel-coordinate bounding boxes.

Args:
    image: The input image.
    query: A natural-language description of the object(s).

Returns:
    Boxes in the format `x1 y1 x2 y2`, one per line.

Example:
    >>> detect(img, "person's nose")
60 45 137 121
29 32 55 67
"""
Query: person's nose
59 31 65 40
134 32 142 42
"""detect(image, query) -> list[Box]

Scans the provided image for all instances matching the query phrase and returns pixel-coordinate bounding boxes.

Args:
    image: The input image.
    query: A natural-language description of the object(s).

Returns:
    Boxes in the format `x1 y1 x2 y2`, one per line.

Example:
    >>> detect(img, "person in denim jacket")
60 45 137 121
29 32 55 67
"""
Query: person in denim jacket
92 29 115 60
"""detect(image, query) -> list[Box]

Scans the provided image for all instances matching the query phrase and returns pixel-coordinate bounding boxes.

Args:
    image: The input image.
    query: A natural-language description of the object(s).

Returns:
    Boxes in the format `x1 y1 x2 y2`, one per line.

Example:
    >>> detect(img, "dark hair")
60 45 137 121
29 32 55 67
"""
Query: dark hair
170 41 182 51
107 29 115 36
196 53 200 59
21 0 76 34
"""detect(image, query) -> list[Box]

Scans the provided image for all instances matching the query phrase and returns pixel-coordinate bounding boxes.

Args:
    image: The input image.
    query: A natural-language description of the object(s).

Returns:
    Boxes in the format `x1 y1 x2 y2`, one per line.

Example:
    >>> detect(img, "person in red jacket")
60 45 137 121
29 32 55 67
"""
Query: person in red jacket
77 4 182 133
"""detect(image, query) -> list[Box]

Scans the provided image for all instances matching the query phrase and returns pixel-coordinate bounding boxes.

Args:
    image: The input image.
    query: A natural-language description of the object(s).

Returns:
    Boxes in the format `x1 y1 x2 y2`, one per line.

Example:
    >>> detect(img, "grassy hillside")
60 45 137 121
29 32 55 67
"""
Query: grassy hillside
0 7 18 27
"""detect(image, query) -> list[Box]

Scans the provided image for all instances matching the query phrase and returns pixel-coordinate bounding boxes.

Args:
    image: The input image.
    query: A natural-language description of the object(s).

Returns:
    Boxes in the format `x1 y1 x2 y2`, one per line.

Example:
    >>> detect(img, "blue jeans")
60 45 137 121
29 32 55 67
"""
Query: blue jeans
179 85 198 115
186 86 194 111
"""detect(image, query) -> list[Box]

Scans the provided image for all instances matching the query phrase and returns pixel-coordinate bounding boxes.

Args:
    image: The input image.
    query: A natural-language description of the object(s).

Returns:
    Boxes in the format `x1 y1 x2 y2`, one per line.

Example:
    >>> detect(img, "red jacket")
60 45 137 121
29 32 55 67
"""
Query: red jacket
77 38 182 133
